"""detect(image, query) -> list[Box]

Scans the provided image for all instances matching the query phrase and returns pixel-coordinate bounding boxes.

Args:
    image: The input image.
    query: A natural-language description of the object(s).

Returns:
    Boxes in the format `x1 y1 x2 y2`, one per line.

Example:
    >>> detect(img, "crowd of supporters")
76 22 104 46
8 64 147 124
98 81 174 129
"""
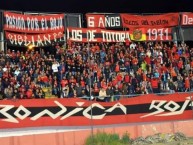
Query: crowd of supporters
0 40 193 101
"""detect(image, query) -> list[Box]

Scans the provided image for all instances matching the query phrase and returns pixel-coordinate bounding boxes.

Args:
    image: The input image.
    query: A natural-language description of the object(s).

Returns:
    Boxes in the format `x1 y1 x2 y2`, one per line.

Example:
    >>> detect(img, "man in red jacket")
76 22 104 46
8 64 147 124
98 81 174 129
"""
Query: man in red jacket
151 77 159 93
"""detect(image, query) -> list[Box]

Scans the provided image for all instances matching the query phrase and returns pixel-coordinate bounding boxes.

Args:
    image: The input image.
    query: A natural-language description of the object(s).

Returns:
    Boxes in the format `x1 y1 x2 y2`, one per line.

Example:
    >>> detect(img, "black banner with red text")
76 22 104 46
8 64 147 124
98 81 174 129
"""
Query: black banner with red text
4 11 65 33
67 27 172 42
0 93 192 129
5 31 65 47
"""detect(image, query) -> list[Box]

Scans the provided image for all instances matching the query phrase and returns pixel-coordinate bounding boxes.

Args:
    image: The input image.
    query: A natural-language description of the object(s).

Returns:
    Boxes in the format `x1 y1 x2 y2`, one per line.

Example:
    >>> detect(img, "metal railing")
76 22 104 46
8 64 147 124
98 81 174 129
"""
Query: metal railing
79 91 193 101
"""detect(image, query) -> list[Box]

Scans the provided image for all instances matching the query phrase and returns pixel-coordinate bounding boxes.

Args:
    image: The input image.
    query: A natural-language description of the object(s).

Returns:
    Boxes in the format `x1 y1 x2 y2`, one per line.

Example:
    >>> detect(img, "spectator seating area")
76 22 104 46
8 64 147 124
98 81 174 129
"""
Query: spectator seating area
0 41 193 101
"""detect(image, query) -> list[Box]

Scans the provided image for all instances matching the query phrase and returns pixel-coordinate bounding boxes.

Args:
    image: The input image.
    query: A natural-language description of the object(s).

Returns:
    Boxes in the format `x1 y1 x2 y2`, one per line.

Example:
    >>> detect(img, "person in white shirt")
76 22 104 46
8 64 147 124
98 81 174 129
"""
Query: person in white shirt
14 67 20 76
146 49 151 57
98 88 107 101
52 60 60 73
130 42 136 50
3 67 7 72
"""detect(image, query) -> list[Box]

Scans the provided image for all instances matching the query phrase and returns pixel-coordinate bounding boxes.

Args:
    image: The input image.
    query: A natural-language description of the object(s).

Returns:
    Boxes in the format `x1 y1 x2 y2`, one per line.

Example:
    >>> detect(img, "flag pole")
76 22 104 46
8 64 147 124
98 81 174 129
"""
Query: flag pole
88 40 94 143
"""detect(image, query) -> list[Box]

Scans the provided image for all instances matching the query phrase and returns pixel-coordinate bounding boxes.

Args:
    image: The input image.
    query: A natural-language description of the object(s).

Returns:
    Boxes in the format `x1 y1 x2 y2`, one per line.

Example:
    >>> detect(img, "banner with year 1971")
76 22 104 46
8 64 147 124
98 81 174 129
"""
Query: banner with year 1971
67 27 172 42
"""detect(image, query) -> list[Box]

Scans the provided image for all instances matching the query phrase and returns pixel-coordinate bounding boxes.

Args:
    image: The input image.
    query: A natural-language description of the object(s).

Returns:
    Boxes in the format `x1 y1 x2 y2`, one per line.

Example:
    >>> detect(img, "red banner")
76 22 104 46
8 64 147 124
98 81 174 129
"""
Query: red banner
86 14 105 28
4 11 65 33
121 13 179 28
0 93 192 129
67 27 172 42
181 12 193 26
5 31 65 47
86 14 122 28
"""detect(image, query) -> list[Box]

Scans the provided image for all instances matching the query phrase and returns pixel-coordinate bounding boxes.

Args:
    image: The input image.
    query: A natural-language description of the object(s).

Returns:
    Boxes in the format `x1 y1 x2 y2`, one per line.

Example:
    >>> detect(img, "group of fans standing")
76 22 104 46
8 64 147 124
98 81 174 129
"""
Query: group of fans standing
0 40 193 101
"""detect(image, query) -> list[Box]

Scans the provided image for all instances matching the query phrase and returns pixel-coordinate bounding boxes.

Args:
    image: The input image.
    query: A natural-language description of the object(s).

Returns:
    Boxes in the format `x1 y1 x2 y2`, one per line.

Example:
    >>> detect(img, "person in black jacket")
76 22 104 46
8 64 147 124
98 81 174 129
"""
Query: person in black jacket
13 89 20 99
168 79 176 93
113 85 121 101
106 85 114 102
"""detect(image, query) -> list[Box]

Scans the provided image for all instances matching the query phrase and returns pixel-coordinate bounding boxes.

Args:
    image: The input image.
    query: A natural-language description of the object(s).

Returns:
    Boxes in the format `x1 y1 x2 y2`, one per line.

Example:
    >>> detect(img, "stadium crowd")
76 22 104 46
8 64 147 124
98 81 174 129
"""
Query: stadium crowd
0 40 193 101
